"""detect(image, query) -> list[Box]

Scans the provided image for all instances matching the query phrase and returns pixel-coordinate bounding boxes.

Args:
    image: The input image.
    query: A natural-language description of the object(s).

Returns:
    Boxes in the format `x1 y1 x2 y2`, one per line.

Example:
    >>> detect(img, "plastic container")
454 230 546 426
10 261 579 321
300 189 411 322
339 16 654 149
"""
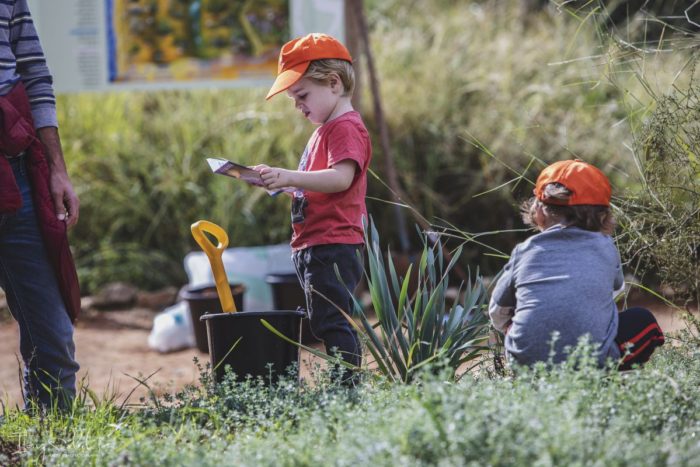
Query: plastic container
200 310 305 382
266 273 319 344
181 284 245 353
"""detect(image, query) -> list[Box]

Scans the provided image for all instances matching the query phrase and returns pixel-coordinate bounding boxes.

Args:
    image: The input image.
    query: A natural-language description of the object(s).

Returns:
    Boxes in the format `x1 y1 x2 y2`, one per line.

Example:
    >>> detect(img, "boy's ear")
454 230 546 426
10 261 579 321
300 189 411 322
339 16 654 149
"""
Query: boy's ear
328 73 342 94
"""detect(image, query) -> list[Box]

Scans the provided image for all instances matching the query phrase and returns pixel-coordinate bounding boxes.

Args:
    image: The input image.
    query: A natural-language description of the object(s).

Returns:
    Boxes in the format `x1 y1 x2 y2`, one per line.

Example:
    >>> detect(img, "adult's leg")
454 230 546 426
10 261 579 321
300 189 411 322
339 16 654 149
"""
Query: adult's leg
0 156 79 409
616 307 665 371
295 244 363 371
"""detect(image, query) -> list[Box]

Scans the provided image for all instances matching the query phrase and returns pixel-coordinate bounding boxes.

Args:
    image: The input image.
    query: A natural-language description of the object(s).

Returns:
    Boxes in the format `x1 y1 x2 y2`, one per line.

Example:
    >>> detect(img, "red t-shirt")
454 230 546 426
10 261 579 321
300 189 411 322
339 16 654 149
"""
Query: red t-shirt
290 111 372 251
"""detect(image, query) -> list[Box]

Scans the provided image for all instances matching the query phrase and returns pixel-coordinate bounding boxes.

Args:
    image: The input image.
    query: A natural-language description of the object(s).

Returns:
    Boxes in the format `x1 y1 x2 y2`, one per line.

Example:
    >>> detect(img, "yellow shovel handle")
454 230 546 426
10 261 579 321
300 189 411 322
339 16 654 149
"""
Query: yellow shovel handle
190 220 237 313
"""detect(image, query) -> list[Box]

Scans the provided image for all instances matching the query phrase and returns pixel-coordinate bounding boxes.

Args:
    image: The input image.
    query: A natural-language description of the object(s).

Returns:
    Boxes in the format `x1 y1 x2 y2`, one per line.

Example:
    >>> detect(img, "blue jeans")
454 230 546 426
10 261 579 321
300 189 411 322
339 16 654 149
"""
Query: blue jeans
0 155 78 409
293 244 363 369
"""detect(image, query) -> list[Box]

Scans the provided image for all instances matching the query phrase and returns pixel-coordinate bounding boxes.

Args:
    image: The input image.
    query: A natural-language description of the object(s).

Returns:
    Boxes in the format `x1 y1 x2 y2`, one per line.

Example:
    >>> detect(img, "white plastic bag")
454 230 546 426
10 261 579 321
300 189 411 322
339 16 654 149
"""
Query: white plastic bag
147 301 196 353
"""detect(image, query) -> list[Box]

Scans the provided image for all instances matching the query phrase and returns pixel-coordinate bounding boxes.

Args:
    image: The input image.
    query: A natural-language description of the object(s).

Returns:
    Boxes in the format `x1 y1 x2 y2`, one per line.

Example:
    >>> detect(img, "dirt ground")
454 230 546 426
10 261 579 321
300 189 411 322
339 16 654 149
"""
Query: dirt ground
0 294 695 409
0 307 326 409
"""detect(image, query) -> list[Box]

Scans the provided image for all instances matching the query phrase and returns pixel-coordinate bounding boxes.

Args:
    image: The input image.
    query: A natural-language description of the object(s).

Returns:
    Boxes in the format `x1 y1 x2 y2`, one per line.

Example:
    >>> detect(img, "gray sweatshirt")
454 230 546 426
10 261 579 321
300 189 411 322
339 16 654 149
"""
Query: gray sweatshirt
489 224 623 366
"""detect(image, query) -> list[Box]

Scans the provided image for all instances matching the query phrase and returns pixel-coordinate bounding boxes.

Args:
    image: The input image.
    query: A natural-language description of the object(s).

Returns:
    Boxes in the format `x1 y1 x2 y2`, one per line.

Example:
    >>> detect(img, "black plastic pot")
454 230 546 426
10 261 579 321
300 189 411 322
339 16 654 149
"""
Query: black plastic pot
181 284 245 353
200 310 305 382
266 273 319 344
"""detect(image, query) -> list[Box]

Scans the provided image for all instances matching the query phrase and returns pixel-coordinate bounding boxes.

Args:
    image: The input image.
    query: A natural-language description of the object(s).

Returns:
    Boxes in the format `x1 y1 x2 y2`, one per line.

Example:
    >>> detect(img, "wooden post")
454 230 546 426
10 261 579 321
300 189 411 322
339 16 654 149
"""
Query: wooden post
347 0 469 282
349 0 410 253
344 1 362 110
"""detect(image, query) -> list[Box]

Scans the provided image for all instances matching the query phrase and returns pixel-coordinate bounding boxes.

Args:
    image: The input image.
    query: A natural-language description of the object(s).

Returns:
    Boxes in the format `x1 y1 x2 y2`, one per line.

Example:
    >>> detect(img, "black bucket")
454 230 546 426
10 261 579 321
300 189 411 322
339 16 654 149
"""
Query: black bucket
181 284 245 353
266 273 319 344
200 310 305 382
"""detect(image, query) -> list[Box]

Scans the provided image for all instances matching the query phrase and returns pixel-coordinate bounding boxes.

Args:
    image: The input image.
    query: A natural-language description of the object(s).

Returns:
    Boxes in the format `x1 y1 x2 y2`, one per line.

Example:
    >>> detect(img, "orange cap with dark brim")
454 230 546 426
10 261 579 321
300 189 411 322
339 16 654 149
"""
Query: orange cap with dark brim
266 33 352 100
534 159 611 206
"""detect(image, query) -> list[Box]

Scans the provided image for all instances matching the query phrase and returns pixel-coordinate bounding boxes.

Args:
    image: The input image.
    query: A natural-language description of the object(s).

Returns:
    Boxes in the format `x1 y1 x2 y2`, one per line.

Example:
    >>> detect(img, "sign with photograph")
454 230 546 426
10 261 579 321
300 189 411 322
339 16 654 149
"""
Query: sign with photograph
27 0 345 93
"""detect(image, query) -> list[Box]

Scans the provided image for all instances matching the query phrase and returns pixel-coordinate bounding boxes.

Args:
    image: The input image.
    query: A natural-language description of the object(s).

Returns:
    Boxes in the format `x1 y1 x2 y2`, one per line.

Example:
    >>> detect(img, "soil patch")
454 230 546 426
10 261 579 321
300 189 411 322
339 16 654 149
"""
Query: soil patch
0 307 323 409
0 437 21 466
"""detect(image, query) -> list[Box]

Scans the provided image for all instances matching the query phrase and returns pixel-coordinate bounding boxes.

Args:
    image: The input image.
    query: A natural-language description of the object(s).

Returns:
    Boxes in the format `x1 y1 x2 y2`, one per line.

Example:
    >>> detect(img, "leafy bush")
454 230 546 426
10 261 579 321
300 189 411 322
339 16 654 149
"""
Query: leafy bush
615 61 700 305
56 0 695 295
4 341 700 465
59 89 308 291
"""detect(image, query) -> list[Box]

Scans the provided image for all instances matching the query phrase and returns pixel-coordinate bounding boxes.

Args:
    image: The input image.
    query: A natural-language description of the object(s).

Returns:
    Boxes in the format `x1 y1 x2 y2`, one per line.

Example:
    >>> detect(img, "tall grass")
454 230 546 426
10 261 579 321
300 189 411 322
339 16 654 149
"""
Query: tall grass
365 1 633 243
367 0 698 290
56 0 694 292
59 89 309 291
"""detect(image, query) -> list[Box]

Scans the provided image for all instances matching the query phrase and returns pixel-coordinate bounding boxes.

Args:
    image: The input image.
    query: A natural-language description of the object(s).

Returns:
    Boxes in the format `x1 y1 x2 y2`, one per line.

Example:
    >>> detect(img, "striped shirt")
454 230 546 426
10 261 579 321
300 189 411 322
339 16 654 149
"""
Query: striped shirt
0 0 56 128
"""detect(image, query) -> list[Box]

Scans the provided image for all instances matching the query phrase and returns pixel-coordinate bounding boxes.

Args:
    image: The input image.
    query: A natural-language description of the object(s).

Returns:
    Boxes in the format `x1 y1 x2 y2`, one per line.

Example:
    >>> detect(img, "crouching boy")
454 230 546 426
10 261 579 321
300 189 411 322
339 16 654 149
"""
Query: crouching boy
489 159 664 369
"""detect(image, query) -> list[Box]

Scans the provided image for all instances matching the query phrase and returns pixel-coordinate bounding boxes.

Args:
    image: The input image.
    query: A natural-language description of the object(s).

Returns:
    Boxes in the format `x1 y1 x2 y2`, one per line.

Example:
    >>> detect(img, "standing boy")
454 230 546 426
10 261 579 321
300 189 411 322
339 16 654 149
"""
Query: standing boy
489 159 664 369
0 0 81 409
258 33 371 381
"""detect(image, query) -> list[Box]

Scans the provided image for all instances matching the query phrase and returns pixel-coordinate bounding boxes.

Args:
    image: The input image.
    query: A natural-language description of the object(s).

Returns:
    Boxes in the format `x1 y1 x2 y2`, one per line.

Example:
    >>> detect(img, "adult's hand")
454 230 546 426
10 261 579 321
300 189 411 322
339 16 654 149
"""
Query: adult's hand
37 127 80 228
49 170 79 228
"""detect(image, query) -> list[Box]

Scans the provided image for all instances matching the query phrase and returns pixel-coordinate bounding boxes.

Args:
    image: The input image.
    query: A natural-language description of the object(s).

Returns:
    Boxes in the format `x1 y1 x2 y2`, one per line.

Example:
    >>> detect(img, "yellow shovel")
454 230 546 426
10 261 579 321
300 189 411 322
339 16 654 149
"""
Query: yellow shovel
190 220 237 313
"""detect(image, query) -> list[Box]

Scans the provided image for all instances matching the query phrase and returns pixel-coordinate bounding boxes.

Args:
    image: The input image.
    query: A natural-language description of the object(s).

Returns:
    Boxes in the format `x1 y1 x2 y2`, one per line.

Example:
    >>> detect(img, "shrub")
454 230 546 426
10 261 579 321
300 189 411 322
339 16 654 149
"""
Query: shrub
4 340 700 466
59 89 308 291
615 61 700 305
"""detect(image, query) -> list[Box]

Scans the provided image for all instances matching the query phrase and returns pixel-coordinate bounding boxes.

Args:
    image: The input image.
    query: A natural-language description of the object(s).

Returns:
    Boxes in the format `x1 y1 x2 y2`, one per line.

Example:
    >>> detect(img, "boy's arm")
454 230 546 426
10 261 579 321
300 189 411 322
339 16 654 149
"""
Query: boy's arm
489 302 514 333
488 259 517 333
259 160 357 193
612 247 625 299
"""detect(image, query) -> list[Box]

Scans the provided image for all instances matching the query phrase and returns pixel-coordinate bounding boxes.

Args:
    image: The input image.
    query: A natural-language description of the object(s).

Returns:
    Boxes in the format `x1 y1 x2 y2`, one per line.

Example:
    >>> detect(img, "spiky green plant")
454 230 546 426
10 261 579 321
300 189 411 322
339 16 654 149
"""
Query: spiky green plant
348 218 491 382
262 219 491 383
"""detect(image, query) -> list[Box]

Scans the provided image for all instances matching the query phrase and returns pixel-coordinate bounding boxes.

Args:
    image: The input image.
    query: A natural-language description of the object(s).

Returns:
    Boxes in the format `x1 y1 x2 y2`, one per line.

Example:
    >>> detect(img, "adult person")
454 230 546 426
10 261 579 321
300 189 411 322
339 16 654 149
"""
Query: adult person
0 0 81 410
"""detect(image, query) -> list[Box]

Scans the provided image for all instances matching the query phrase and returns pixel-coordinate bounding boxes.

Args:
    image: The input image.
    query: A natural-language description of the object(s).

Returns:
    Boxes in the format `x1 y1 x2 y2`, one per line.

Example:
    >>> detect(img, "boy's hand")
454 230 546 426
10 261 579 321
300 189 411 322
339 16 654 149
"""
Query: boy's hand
259 167 295 190
505 320 513 336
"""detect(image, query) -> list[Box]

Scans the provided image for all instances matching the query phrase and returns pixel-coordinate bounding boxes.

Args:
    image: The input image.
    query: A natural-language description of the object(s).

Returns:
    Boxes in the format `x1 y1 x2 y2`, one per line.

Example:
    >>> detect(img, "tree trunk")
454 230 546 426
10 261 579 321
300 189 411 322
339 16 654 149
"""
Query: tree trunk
348 0 469 283
349 0 410 253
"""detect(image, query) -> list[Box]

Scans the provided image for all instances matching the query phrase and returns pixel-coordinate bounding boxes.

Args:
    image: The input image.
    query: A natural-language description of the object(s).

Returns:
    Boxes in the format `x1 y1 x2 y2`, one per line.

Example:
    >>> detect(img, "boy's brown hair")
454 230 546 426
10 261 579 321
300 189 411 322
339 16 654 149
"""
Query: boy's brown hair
521 183 616 235
304 59 355 97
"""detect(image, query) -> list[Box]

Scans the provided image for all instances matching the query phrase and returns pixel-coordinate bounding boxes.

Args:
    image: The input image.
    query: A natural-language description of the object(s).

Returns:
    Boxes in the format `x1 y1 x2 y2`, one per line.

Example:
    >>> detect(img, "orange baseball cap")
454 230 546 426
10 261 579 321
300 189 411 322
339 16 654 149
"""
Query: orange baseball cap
534 159 611 206
265 33 352 100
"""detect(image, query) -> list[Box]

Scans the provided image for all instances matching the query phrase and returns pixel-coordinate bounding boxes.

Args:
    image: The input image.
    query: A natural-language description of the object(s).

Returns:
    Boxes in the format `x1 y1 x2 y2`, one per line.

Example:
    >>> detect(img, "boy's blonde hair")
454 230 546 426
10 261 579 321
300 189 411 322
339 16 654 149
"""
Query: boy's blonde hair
304 59 355 97
521 183 616 235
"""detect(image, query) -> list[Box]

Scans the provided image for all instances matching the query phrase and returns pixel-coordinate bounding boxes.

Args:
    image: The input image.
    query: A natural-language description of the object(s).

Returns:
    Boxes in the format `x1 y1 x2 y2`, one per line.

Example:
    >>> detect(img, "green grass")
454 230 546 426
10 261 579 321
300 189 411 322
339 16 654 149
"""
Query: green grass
1 339 699 466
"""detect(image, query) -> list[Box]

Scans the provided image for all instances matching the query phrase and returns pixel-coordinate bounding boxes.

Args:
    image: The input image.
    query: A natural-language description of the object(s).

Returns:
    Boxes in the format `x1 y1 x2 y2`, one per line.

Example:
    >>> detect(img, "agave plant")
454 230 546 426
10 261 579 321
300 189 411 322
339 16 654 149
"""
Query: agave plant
344 218 491 382
262 218 491 383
